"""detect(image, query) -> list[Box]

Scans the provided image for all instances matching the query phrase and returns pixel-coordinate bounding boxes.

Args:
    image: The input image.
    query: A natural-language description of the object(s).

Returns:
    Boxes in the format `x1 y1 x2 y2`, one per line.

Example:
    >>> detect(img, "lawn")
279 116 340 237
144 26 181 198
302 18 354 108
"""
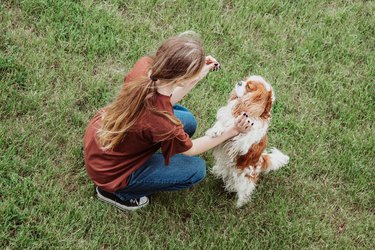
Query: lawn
1 0 374 248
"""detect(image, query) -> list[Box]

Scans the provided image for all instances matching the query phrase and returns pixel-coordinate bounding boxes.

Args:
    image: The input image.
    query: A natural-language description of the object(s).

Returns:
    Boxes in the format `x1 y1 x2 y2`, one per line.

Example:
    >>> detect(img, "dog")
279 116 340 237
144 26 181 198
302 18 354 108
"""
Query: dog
206 75 289 207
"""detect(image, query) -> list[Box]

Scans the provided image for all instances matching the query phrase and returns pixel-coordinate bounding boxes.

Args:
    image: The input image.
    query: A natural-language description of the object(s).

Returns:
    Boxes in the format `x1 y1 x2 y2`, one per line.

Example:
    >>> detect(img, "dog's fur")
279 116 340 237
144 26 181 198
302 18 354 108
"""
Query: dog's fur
206 76 289 207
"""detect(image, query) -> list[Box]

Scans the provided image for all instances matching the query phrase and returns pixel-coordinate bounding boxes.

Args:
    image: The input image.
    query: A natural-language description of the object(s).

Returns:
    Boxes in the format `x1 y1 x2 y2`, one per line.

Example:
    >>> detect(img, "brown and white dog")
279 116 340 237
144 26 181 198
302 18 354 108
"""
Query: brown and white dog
206 75 289 207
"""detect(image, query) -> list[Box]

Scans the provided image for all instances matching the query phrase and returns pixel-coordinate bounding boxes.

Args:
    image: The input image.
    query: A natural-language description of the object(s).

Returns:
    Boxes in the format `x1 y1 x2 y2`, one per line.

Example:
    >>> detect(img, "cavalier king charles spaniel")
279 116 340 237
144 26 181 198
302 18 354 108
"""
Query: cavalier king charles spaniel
206 75 289 207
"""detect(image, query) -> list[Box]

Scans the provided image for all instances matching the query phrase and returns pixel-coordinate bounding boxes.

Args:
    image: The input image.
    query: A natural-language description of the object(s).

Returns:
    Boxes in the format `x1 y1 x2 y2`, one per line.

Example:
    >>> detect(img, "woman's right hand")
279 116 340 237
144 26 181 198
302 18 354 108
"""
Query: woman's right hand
233 113 253 134
182 112 253 156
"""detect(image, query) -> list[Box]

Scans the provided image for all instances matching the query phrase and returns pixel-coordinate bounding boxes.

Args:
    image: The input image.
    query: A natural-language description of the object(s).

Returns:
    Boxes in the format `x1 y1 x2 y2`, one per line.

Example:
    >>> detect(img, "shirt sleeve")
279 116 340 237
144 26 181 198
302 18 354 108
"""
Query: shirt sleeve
160 126 193 165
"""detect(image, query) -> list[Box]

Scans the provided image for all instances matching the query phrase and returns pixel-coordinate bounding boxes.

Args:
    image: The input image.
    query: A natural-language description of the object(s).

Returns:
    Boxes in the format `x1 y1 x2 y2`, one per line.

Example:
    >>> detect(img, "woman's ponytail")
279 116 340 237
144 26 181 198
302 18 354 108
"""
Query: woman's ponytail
97 77 155 150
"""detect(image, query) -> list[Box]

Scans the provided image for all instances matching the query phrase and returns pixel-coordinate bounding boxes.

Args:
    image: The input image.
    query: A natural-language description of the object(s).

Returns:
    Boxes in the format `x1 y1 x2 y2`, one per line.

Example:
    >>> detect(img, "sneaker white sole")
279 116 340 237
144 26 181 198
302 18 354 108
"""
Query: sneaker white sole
96 187 149 211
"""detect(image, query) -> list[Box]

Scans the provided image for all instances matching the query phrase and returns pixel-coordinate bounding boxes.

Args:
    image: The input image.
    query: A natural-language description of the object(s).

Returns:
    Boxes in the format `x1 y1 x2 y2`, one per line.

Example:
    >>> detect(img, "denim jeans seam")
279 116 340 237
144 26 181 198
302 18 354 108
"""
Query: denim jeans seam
127 180 191 185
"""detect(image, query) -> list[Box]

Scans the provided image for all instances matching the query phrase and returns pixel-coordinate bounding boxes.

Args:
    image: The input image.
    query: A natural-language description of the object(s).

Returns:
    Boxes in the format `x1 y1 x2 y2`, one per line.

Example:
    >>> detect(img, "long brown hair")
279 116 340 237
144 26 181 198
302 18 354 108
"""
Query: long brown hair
97 32 205 150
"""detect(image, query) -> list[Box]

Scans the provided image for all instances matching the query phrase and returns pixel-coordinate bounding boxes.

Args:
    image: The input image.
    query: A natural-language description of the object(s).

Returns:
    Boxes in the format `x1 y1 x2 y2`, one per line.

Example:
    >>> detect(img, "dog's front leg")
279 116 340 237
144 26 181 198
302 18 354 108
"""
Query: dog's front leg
205 121 226 138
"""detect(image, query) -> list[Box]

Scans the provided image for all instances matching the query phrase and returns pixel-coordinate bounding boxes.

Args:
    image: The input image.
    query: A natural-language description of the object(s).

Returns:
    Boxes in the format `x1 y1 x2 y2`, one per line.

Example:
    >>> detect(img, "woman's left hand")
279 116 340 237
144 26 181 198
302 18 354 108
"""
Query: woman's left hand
172 56 220 104
195 55 220 82
206 55 221 71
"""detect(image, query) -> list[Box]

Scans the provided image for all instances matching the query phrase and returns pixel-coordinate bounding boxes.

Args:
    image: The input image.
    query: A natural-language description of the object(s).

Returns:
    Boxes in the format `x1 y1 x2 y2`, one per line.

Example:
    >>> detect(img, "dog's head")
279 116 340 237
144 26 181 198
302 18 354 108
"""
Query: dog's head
229 76 275 120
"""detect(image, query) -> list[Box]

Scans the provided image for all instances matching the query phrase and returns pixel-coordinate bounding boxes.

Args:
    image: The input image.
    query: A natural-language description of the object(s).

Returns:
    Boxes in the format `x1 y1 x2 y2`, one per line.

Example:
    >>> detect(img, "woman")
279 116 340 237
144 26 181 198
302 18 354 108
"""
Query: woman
84 32 251 211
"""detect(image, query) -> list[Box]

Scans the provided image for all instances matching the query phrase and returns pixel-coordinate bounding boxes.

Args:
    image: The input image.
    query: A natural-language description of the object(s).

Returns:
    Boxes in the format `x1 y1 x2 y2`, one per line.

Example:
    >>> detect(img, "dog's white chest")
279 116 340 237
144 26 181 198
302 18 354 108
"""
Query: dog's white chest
215 100 270 156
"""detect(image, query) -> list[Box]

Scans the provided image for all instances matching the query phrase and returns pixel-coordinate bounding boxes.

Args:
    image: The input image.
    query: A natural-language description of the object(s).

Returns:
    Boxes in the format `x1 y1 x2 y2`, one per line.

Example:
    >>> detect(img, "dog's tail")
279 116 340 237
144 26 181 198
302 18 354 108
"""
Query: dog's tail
262 148 289 173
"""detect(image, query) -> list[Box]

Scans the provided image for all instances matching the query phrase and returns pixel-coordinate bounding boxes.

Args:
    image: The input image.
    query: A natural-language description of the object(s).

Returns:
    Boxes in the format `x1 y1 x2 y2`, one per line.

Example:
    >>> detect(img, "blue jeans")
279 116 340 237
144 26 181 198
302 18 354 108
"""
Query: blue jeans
114 104 206 201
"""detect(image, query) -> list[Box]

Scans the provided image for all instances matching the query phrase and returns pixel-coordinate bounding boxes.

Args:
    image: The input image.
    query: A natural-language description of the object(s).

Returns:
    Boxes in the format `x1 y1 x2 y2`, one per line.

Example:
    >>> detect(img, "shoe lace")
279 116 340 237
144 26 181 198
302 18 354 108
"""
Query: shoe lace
130 199 139 205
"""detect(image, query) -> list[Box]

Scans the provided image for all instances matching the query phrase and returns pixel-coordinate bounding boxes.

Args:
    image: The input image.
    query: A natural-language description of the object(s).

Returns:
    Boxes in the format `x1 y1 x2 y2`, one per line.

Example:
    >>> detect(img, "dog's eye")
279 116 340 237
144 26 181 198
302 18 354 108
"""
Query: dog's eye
237 82 242 86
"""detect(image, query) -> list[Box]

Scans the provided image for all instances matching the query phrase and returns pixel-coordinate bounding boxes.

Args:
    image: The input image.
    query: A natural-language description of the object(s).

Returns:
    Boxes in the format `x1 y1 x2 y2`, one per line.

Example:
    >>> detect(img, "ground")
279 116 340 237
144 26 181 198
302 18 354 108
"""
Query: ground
1 0 374 249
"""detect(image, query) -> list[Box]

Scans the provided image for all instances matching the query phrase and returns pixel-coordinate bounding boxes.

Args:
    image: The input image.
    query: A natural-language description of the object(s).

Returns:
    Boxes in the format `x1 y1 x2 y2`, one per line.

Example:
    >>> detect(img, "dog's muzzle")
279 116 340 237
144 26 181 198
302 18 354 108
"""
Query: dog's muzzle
235 81 246 97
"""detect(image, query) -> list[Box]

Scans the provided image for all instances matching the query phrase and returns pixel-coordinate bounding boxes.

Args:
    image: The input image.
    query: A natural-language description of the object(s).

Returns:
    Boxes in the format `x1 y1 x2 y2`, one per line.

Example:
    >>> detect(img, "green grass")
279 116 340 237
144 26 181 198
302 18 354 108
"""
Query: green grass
1 0 374 248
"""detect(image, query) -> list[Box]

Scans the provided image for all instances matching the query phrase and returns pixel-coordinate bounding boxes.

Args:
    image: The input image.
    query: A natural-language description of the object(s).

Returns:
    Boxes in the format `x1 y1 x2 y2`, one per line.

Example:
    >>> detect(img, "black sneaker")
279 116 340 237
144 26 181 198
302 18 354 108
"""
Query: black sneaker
96 187 149 211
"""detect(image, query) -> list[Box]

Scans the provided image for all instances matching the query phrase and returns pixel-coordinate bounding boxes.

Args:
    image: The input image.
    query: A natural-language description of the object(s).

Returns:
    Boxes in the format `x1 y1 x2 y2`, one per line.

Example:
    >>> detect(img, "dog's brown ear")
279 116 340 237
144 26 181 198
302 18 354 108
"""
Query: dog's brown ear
246 81 258 92
260 90 273 119
228 90 237 101
232 96 254 117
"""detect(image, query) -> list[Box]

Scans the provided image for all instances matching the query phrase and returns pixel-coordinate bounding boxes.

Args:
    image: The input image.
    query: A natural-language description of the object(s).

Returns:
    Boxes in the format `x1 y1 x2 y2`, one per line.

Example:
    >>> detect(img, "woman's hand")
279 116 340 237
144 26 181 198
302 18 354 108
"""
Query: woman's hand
182 112 253 156
195 55 220 82
232 113 253 135
205 55 221 71
172 56 220 104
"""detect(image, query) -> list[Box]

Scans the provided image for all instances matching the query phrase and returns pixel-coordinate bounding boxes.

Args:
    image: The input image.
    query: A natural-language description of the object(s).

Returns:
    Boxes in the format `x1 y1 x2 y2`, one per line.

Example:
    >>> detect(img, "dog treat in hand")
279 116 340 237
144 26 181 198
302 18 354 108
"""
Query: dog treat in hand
206 58 221 71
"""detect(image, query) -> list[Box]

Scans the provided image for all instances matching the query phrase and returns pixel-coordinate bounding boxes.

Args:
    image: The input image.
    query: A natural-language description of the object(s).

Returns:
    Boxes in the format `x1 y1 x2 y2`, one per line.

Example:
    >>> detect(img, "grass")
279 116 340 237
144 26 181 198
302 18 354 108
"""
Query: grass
1 0 374 248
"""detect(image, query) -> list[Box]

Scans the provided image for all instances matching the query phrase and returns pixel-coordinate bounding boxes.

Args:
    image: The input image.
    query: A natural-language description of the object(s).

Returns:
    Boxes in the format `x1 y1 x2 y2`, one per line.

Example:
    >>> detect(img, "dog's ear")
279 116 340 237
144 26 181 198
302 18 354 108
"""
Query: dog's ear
228 90 237 102
260 90 273 119
246 80 259 92
232 91 265 118
232 97 252 117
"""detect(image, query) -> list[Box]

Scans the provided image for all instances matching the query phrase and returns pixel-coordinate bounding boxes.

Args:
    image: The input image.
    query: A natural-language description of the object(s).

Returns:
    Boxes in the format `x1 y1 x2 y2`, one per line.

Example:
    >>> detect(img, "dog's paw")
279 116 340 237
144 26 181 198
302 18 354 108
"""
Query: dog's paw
236 199 247 208
205 127 225 138
235 177 256 208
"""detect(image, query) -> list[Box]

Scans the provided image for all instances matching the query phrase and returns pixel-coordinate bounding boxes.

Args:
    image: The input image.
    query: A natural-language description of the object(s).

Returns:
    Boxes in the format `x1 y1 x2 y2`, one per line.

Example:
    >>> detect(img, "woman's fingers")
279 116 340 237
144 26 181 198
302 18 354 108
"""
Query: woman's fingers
235 113 254 133
206 55 221 71
206 55 218 64
235 114 244 124
236 113 247 123
239 115 247 127
244 119 253 132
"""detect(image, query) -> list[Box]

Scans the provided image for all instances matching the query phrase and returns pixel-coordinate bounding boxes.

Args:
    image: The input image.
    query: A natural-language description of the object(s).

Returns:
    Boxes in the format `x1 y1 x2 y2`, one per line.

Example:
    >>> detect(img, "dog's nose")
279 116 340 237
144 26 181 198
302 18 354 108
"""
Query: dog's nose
237 81 242 86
